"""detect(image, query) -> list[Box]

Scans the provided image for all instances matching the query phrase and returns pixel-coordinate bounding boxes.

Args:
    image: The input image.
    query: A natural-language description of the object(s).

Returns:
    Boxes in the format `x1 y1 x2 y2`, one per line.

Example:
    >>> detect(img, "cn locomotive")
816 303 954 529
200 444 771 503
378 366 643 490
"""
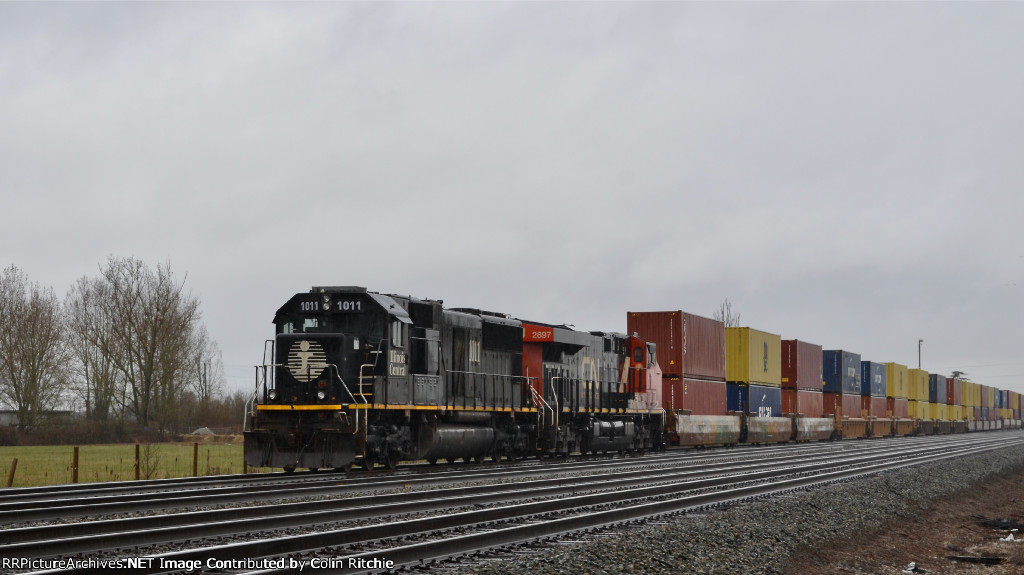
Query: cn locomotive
244 287 665 472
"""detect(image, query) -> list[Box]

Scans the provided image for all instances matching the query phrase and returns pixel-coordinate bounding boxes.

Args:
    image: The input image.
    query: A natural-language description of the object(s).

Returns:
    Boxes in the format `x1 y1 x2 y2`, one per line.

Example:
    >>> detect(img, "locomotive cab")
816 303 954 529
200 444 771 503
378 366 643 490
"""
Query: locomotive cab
245 287 424 471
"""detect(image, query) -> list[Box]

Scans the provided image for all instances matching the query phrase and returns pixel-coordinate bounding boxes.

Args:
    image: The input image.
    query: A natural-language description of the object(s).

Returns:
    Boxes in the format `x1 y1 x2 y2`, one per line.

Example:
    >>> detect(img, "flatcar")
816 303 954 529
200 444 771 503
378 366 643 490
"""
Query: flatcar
244 287 666 471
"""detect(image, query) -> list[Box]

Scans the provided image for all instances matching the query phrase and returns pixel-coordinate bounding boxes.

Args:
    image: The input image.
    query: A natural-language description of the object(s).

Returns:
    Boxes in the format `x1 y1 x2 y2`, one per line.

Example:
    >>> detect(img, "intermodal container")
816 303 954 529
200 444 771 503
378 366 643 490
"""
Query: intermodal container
726 327 782 386
727 382 783 417
928 374 945 404
627 311 726 381
663 378 727 415
782 388 824 418
908 400 927 419
932 403 947 420
862 395 887 417
887 397 909 418
861 361 886 398
885 363 908 399
822 350 861 395
823 392 861 418
907 369 929 401
945 377 962 406
781 340 823 390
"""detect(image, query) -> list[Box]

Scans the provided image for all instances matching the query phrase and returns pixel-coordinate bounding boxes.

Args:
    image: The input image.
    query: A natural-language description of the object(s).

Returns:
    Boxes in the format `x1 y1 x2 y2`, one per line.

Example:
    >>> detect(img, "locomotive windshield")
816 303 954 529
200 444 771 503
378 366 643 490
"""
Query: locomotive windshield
277 312 386 341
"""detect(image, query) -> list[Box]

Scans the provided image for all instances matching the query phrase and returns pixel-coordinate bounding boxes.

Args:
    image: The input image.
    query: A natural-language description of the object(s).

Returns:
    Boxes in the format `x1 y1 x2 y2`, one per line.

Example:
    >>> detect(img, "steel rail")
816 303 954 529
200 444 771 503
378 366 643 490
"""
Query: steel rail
2 436 970 557
20 434 1022 575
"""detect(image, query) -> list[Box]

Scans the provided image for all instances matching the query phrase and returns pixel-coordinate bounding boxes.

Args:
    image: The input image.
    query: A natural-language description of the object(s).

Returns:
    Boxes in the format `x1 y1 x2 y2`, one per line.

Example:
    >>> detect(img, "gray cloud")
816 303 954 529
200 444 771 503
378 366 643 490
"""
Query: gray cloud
2 2 1022 393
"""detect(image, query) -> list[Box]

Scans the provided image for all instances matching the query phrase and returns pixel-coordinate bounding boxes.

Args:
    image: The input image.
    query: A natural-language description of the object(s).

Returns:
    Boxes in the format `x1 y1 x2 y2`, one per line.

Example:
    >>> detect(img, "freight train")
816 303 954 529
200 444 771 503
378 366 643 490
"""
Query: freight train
243 287 1023 472
244 287 664 472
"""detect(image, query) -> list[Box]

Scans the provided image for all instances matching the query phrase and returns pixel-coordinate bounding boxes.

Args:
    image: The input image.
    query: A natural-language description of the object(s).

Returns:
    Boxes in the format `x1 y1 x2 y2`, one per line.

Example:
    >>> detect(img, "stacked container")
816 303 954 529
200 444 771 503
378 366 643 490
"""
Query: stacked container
822 350 861 418
907 368 930 419
781 339 824 418
886 362 909 419
627 311 727 416
726 327 782 417
928 374 945 405
861 361 887 417
946 377 963 411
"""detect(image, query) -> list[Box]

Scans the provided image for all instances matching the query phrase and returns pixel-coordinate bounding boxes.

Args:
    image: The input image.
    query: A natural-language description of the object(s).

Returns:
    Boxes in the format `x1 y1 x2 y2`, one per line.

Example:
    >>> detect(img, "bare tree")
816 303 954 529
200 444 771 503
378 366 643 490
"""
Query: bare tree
713 298 742 327
66 275 123 423
65 256 202 432
0 266 71 431
189 324 225 414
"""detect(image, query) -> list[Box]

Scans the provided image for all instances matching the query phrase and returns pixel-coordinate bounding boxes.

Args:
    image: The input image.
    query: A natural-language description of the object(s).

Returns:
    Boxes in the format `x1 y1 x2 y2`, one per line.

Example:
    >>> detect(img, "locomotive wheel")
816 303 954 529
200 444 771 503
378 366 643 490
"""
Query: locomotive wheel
308 467 319 473
383 452 398 470
283 465 296 474
427 458 438 466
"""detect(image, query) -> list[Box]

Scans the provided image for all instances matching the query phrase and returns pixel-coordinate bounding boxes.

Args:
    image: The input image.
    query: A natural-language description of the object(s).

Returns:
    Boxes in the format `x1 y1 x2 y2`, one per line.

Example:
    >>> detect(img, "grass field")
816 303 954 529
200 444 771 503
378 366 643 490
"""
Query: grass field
0 438 271 488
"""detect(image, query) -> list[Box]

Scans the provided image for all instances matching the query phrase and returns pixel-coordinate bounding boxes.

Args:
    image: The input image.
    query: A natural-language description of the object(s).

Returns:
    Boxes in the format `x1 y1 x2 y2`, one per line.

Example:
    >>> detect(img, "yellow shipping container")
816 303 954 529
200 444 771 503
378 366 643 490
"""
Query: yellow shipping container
908 400 928 419
907 369 929 401
725 327 782 386
933 403 948 420
966 406 974 421
885 363 908 399
966 381 978 407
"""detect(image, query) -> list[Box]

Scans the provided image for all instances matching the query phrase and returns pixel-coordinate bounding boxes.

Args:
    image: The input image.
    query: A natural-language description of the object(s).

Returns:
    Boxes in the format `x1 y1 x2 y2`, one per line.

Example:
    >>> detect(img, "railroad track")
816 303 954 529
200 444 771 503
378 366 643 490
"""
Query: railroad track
5 433 1022 575
0 440 874 524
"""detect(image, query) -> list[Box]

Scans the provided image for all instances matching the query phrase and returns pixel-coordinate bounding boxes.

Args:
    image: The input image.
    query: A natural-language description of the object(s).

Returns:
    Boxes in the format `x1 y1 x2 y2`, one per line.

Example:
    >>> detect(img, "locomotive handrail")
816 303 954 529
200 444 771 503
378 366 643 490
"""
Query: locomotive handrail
325 364 360 435
527 379 553 430
549 377 562 428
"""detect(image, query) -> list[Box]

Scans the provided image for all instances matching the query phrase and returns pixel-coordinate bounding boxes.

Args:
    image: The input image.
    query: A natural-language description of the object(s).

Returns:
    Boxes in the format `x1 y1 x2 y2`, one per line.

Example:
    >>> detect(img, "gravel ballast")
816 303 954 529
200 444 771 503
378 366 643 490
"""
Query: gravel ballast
464 437 1024 575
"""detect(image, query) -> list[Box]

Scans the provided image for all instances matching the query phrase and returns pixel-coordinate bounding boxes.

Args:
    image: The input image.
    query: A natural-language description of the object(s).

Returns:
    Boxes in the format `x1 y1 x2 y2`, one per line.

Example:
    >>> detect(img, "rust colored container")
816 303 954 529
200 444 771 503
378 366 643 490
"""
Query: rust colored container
823 392 861 418
782 388 824 418
887 397 909 418
781 340 823 390
627 311 726 381
945 377 962 406
862 395 887 417
663 377 727 416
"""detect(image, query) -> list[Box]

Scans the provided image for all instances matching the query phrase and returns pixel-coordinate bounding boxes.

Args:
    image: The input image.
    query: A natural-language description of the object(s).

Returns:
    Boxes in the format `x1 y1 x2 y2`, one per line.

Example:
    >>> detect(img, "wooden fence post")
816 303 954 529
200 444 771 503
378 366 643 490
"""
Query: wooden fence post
135 444 140 481
193 442 198 477
6 459 17 487
72 446 79 484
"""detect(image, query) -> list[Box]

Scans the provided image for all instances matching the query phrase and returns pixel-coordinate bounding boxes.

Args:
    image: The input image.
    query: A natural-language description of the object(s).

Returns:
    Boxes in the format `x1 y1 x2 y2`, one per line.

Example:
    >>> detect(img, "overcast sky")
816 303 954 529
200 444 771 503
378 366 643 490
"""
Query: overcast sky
2 2 1023 397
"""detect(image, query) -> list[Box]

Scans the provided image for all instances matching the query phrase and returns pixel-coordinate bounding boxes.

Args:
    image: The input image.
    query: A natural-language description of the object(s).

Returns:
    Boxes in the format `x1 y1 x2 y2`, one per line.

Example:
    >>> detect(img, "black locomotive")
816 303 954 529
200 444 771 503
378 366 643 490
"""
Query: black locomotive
244 286 666 471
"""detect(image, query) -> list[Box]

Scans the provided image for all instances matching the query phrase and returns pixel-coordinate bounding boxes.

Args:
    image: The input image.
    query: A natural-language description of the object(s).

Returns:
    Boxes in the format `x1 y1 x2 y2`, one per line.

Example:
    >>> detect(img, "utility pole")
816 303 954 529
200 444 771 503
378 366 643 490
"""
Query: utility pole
918 339 923 369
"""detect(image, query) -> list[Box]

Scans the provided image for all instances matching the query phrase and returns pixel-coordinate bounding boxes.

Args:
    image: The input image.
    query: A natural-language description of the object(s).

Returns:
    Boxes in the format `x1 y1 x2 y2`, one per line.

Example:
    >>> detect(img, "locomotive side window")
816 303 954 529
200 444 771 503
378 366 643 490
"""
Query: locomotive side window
391 320 405 347
633 347 643 363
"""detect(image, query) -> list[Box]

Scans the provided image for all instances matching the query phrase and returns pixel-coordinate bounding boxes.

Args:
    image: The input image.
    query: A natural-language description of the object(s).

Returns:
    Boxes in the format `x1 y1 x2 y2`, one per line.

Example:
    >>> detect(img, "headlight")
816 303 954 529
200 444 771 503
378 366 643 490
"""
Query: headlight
268 389 278 400
317 390 327 400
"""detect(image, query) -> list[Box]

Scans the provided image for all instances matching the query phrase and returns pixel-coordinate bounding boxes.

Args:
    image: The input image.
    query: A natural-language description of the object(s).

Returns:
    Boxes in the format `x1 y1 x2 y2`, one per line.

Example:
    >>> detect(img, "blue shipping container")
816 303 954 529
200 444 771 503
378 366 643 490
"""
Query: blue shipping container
823 350 861 395
928 374 945 404
726 383 782 417
860 361 887 397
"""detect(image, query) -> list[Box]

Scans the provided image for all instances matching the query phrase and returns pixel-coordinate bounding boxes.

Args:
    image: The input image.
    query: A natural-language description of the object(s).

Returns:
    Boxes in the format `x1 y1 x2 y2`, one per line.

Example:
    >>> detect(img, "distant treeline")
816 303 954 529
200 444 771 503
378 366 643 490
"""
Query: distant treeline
0 256 241 443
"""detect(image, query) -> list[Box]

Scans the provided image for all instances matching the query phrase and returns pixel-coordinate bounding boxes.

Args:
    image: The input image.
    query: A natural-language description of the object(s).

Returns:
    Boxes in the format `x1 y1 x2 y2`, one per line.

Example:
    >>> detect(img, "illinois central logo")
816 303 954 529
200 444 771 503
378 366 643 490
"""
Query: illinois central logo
287 340 327 382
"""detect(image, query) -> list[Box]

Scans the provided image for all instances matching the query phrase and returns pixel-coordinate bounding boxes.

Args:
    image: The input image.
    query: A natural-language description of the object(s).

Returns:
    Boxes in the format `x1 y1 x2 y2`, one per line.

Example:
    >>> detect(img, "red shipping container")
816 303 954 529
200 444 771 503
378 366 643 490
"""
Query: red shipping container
627 311 726 381
823 392 861 418
862 395 887 417
782 388 824 418
945 378 962 406
663 378 727 416
887 397 909 418
781 339 823 391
